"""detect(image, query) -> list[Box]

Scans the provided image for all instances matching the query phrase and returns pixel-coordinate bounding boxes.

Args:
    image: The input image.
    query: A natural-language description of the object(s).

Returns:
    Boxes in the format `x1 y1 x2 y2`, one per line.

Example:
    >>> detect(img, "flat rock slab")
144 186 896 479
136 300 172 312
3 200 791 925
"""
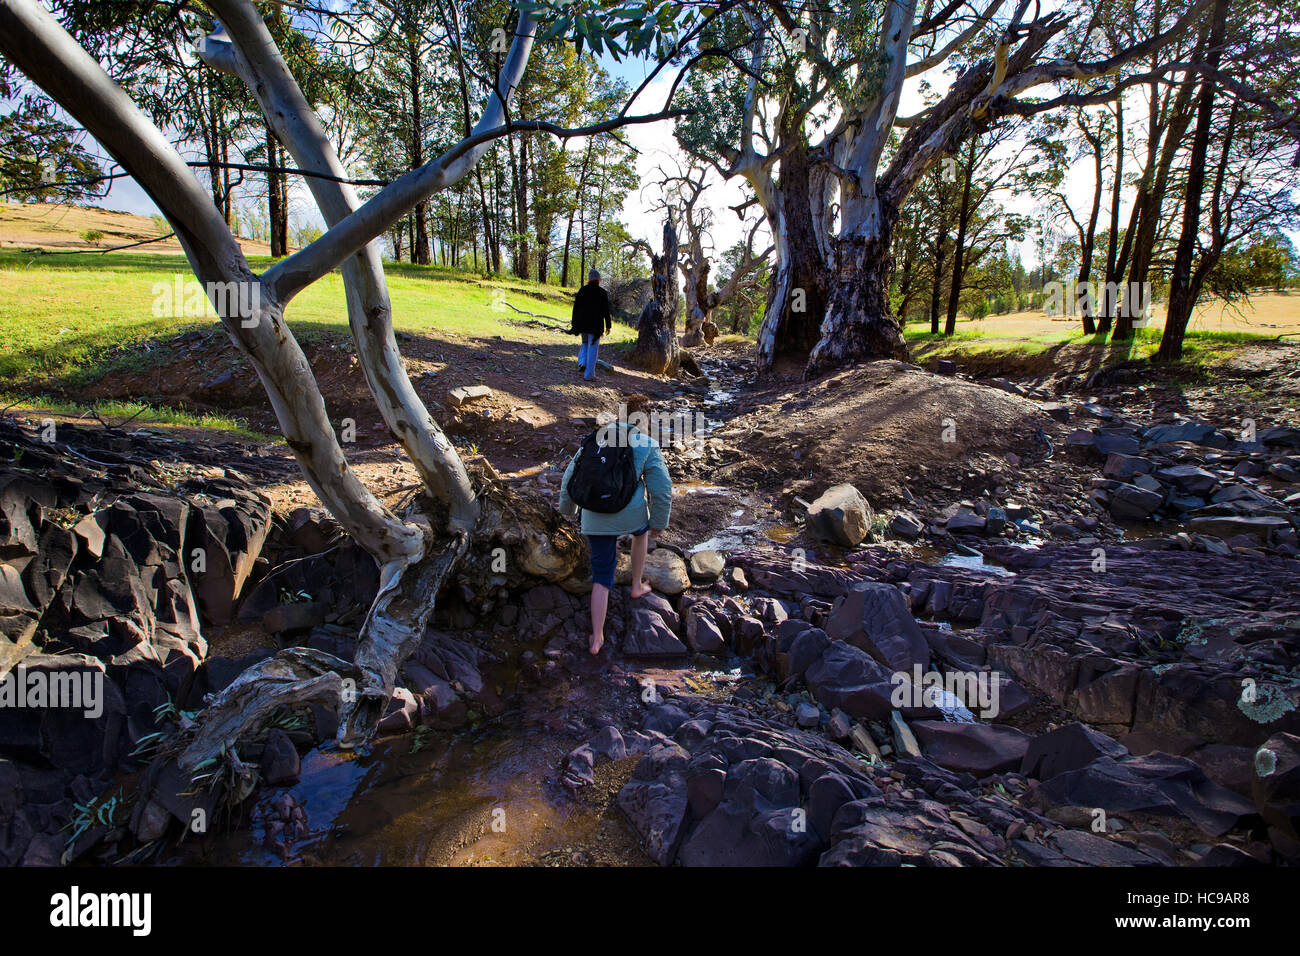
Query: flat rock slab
910 720 1032 777
448 385 492 407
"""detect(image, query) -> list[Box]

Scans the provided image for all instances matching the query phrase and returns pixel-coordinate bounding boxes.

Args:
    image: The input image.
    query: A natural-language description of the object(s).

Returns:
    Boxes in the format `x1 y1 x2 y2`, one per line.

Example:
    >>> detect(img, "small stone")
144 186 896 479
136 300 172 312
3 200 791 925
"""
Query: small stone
795 702 820 728
890 511 924 539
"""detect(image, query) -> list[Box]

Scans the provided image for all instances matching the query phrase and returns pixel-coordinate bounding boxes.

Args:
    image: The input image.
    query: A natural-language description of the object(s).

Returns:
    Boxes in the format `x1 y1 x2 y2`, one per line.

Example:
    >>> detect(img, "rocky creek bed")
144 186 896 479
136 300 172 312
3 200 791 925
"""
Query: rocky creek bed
2 348 1300 867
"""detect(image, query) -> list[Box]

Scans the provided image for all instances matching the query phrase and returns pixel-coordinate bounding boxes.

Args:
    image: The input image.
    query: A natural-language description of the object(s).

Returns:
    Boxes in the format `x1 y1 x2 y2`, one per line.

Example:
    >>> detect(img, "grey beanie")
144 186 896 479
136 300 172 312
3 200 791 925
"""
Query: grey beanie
588 268 601 282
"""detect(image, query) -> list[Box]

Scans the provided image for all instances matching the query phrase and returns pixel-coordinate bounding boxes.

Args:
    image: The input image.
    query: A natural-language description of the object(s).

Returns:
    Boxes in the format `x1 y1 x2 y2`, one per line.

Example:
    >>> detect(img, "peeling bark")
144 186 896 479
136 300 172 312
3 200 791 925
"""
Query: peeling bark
754 139 829 373
806 232 908 379
626 218 683 376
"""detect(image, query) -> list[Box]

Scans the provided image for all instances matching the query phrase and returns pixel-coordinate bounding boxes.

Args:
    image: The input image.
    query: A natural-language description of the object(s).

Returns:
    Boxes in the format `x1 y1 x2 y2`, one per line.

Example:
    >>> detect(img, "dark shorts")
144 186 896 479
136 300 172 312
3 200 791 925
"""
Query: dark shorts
586 524 650 589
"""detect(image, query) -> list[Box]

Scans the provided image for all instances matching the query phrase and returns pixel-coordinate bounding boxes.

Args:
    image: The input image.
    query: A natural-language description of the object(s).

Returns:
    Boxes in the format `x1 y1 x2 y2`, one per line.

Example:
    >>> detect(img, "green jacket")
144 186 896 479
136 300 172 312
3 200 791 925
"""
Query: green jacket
559 423 673 535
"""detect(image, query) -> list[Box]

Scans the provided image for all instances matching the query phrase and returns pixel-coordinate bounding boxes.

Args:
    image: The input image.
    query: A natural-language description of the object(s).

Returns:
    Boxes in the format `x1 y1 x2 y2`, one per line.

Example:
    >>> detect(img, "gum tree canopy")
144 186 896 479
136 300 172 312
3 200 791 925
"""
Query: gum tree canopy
0 0 678 763
546 0 1293 378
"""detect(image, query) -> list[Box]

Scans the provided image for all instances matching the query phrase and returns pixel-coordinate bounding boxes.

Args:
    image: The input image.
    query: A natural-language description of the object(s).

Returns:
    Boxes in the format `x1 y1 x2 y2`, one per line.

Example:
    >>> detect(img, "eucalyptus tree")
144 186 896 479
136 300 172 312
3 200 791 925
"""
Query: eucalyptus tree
0 73 104 201
1157 0 1300 360
539 0 1266 378
939 124 1029 335
1024 106 1117 334
0 0 680 766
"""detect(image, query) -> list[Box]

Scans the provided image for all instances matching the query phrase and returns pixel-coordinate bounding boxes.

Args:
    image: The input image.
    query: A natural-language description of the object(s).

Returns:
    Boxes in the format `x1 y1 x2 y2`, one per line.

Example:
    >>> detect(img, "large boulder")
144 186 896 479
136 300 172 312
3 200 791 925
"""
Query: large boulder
1109 484 1164 520
1021 722 1128 780
677 757 821 867
624 607 689 658
643 549 690 595
910 721 1032 778
687 550 725 581
1035 753 1253 838
803 642 896 721
1253 733 1300 838
1155 464 1221 496
1103 454 1152 480
826 582 929 674
821 795 1004 867
1143 422 1221 446
684 605 725 653
0 653 127 774
616 740 691 865
807 484 873 547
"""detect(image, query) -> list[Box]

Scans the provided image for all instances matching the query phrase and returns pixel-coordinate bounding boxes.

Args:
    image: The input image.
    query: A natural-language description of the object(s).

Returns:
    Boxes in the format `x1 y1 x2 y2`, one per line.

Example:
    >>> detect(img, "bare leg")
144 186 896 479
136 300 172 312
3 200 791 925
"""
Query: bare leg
629 531 652 598
589 583 609 654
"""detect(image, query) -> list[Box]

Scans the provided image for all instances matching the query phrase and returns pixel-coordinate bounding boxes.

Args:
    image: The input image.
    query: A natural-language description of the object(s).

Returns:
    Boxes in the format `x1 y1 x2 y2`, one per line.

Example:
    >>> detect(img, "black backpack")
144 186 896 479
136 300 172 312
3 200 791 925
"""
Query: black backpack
568 428 639 513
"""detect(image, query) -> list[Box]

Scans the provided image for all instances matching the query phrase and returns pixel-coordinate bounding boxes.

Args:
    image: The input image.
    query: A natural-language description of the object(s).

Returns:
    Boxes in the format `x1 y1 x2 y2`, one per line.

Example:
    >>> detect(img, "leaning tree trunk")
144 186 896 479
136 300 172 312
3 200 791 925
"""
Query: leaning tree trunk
0 0 547 775
626 218 682 376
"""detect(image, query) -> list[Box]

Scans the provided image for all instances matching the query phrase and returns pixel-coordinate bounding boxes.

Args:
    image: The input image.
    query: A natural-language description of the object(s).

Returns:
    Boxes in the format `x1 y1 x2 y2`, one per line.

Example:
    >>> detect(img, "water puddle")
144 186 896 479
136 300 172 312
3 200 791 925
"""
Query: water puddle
937 551 1016 576
674 482 731 495
174 654 751 867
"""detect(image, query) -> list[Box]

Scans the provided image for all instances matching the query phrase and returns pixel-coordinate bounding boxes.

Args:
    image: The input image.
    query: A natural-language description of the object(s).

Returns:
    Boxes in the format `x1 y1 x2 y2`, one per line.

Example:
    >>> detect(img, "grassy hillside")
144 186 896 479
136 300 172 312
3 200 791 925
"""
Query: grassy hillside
0 250 634 391
0 199 275 256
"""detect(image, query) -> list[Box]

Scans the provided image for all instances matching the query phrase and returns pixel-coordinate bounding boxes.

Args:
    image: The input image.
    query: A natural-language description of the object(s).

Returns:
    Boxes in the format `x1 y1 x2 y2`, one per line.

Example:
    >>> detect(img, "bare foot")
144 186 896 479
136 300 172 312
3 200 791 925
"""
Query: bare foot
629 579 653 599
589 632 604 655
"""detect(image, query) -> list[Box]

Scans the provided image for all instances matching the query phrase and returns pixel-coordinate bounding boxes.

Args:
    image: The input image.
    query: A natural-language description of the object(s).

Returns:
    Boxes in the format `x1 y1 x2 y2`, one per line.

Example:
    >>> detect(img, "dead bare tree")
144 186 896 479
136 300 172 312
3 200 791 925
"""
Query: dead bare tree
652 161 772 348
625 217 686 375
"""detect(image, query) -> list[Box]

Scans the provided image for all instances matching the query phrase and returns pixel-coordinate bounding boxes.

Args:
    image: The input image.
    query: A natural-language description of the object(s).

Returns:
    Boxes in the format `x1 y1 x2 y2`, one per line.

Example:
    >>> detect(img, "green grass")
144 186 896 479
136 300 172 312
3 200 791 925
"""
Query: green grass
0 250 636 388
0 393 271 441
905 321 1274 366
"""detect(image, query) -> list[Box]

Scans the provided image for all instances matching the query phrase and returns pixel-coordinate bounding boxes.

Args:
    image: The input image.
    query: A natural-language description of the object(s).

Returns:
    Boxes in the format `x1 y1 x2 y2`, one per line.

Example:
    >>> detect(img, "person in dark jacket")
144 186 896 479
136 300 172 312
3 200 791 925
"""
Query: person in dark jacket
571 268 612 380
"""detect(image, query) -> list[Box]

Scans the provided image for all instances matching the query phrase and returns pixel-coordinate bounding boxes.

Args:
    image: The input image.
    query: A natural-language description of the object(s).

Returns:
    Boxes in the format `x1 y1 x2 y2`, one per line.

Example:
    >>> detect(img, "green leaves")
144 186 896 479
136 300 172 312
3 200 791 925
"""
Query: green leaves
517 0 719 62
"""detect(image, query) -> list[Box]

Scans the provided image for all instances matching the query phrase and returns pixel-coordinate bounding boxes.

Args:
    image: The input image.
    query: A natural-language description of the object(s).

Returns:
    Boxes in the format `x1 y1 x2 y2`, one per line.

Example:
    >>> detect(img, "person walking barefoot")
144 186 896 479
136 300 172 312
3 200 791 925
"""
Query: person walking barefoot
559 419 672 654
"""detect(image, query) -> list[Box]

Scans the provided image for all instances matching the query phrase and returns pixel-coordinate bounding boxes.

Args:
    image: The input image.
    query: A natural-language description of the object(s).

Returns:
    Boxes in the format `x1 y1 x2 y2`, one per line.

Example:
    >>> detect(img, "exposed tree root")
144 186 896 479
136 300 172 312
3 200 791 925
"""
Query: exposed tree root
172 477 579 780
175 647 362 774
174 521 468 771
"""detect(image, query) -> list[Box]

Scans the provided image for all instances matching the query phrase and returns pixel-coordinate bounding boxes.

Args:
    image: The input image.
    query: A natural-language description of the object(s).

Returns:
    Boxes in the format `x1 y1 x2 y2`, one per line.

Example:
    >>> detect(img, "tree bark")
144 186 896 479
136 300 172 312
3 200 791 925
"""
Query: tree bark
626 218 682 375
266 125 285 256
1158 0 1229 362
929 231 946 334
807 228 908 378
944 137 977 336
1100 97 1124 334
754 137 829 371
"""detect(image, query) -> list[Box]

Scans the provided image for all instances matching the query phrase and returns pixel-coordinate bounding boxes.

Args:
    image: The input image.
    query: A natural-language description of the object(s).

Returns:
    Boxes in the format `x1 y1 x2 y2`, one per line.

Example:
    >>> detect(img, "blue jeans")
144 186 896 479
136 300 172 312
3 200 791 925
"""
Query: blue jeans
578 334 599 379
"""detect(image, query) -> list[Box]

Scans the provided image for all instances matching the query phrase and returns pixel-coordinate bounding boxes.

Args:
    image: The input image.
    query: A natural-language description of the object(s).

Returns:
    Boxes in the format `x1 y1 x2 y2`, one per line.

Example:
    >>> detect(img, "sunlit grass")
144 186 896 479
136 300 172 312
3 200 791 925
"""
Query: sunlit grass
905 315 1276 366
0 393 271 441
0 250 635 388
